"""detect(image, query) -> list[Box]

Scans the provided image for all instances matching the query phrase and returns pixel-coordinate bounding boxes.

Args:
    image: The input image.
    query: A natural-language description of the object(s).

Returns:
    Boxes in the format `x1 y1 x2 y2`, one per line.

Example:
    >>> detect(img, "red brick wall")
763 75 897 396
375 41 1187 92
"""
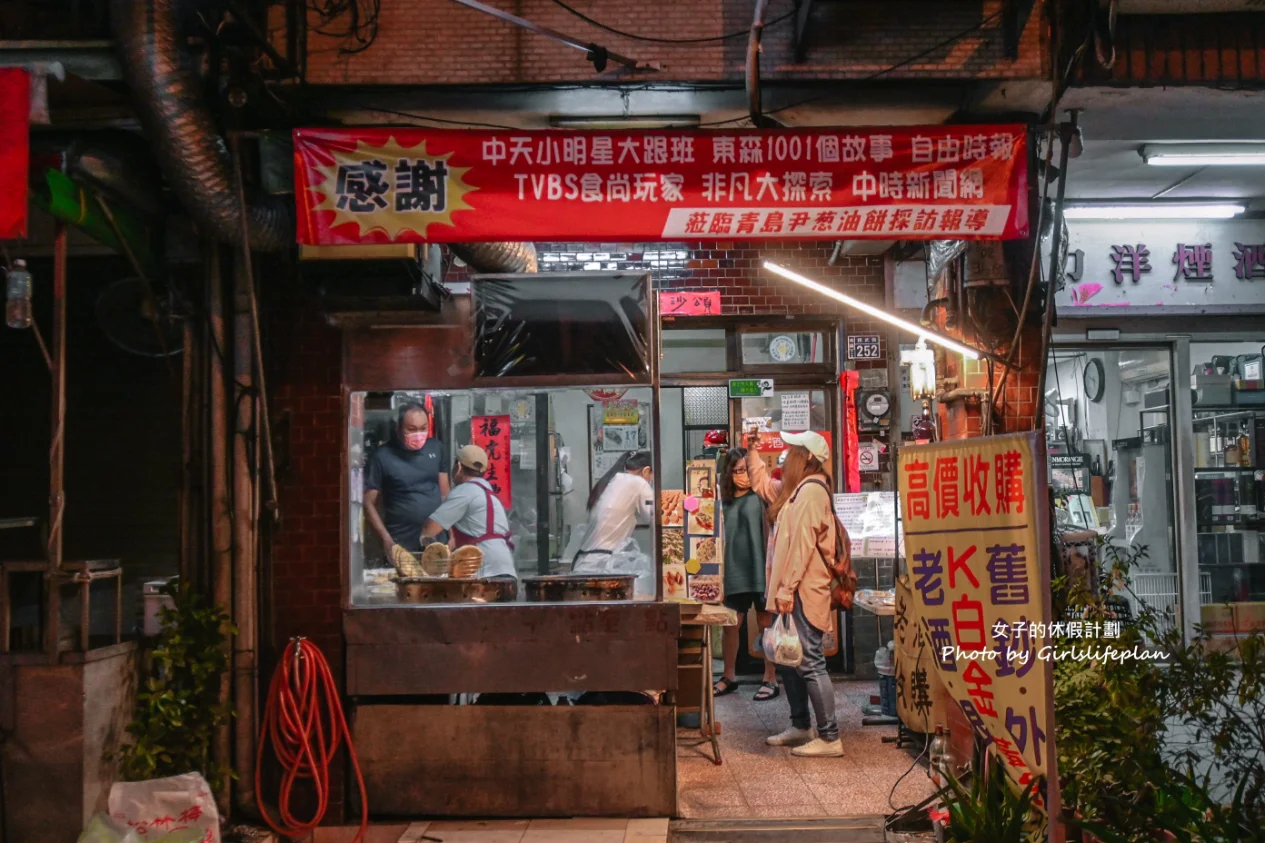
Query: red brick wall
266 298 346 817
934 296 1043 438
291 0 1047 86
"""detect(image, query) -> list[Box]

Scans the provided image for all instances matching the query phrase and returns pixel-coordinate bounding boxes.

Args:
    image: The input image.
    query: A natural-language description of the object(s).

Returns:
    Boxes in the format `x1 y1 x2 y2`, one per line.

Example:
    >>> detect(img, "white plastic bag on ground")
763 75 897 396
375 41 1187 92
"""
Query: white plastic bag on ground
109 773 220 843
772 614 803 668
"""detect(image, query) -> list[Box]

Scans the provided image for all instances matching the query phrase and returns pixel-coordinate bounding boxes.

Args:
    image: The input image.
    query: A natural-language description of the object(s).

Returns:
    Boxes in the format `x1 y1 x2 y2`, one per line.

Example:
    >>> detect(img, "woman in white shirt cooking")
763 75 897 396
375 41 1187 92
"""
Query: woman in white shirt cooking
572 451 655 575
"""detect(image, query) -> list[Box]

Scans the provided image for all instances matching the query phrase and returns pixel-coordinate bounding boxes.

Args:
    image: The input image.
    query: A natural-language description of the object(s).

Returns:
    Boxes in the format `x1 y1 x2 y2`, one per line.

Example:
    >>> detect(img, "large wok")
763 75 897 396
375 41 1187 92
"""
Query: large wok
395 576 518 604
522 574 635 603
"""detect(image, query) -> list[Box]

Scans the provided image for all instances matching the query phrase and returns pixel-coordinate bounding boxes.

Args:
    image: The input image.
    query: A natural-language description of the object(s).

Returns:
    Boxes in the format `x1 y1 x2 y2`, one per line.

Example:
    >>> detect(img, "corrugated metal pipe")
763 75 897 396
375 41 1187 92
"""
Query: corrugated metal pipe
110 0 538 271
110 0 292 251
451 241 538 273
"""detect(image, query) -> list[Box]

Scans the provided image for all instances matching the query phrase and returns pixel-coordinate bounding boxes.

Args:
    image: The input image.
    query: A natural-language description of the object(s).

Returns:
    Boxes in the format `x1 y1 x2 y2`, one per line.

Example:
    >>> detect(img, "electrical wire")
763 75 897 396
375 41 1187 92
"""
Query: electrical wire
547 0 795 44
882 634 939 828
888 730 934 813
354 106 521 130
305 0 381 54
700 9 1005 127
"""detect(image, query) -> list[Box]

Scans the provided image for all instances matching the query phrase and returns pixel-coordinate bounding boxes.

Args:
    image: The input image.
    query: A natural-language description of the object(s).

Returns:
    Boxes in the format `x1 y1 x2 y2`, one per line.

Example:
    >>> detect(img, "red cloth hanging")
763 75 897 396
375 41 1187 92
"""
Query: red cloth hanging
0 69 30 239
841 371 861 493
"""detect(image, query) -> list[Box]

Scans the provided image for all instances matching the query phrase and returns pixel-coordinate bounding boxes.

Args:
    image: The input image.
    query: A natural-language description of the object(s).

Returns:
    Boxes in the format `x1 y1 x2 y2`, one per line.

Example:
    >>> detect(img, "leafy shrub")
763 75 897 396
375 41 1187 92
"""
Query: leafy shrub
112 583 236 792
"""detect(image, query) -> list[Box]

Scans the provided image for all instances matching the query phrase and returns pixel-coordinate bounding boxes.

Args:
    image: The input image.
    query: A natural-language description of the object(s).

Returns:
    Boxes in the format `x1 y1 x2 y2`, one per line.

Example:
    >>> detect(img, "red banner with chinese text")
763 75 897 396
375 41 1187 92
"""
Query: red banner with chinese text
294 126 1029 245
0 69 30 240
471 414 512 509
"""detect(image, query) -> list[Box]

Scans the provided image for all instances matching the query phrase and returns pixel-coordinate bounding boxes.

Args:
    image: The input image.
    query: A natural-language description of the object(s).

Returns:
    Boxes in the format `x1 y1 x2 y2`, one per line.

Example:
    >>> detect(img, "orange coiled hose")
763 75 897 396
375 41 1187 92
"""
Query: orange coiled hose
256 637 368 843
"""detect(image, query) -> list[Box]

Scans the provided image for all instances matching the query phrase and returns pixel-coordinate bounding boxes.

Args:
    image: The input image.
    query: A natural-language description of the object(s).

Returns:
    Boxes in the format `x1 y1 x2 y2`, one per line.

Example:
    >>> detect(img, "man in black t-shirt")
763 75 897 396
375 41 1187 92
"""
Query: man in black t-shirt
364 403 450 555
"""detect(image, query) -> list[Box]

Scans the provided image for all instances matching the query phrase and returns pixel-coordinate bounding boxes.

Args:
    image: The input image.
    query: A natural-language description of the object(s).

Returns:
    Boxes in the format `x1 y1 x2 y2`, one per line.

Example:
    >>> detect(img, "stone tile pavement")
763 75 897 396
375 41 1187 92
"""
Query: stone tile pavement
677 679 934 819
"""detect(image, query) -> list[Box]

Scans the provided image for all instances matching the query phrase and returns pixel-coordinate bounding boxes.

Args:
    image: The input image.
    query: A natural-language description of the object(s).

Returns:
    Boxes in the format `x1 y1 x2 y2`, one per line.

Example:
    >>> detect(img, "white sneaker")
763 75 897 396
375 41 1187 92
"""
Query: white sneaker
766 726 815 746
791 737 844 757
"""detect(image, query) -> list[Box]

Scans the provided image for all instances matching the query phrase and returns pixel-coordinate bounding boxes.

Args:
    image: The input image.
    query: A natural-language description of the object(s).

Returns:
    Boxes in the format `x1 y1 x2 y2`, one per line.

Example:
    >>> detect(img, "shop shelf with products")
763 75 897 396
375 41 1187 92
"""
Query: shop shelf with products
1191 407 1265 604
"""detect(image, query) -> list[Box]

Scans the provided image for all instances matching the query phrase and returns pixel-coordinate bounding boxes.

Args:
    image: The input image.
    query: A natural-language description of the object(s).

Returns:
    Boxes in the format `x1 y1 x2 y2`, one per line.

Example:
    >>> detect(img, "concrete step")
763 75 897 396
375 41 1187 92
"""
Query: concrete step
669 816 887 843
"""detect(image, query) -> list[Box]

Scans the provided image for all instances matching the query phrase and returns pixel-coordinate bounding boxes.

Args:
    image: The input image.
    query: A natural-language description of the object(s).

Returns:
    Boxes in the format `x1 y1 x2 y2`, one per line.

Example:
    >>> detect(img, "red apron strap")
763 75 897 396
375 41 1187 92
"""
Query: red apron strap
469 479 515 550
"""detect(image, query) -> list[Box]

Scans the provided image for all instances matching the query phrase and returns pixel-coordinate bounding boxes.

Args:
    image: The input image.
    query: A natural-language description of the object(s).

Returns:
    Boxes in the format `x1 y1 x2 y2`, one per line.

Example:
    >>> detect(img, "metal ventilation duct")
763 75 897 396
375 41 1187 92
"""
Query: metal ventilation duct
111 0 292 251
111 0 538 271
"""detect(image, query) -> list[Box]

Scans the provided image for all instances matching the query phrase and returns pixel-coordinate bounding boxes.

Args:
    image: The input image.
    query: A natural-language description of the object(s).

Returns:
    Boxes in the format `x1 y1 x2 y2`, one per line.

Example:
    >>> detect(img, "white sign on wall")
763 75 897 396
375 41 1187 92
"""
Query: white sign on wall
780 392 811 431
1050 220 1265 313
858 440 881 472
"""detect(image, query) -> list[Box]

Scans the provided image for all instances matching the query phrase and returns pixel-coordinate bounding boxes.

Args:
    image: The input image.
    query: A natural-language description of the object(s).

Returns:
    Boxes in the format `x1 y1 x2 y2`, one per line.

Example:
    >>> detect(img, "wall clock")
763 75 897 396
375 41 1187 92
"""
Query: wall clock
1084 358 1105 403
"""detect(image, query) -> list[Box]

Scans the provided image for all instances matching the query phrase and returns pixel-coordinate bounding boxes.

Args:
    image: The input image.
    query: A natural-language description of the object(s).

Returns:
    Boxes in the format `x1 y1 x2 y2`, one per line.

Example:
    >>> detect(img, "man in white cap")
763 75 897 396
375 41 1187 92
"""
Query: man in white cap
421 444 517 580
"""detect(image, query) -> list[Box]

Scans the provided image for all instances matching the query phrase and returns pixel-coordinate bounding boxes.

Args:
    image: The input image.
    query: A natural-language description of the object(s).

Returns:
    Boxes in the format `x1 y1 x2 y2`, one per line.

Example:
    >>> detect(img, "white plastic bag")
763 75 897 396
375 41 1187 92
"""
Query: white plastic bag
109 773 220 843
771 614 803 668
573 537 655 599
762 623 778 663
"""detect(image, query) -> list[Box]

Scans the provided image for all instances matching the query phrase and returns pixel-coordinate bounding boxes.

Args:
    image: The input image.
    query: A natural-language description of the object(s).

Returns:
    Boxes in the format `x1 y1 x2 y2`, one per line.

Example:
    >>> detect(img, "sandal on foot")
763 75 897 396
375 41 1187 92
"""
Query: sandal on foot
753 681 780 701
714 677 739 696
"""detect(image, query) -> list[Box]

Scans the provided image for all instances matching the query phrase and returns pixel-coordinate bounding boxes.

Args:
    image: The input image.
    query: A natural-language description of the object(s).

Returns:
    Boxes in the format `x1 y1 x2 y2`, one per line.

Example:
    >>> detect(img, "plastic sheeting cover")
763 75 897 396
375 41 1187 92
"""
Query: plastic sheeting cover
474 272 651 379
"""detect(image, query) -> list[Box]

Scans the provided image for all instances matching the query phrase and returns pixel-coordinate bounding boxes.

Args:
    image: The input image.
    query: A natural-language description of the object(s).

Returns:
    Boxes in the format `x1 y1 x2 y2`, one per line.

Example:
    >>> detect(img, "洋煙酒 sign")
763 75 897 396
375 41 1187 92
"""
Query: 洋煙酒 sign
898 432 1058 830
294 126 1029 244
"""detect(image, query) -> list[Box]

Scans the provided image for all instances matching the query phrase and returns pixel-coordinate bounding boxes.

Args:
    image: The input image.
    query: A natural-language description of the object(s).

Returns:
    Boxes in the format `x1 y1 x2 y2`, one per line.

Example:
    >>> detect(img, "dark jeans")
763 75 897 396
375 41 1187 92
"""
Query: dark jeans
775 594 839 742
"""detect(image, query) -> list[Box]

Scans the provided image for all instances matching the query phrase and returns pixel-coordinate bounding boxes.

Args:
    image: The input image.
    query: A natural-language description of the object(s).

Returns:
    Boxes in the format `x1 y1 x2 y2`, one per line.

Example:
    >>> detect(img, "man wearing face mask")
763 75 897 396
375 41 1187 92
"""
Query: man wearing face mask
364 402 450 559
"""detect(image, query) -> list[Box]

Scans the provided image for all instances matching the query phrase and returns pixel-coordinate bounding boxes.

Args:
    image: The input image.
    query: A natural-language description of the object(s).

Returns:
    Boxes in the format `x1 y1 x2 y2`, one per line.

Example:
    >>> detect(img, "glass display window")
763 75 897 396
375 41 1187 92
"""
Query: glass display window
1191 341 1265 616
349 387 657 606
741 330 827 366
660 328 727 374
1046 347 1181 631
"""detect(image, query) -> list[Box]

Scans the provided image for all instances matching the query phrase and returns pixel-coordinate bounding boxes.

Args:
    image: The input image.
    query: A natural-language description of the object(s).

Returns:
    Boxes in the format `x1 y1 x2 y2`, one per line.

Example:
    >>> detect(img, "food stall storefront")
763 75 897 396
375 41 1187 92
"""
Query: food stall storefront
340 271 678 818
293 123 1033 819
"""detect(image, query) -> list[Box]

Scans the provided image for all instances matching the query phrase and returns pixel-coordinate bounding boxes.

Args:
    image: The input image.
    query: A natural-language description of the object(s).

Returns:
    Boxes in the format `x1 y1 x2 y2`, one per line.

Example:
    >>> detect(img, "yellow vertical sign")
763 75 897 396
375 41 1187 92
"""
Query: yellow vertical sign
898 432 1059 836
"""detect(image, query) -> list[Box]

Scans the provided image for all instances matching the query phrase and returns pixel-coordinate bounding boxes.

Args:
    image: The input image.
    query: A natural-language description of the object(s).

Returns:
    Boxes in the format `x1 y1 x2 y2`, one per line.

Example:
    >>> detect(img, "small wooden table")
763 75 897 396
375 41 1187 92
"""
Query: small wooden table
677 603 739 765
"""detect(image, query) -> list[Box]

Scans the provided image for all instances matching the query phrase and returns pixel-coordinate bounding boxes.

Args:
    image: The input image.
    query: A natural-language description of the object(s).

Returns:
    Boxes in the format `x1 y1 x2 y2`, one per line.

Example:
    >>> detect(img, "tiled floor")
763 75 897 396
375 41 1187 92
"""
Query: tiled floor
677 678 936 820
307 818 671 843
306 679 930 840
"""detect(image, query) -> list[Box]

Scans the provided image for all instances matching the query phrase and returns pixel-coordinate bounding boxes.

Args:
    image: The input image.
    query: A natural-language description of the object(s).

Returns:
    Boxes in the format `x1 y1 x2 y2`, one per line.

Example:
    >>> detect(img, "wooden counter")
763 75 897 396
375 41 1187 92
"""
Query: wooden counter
344 601 680 696
343 601 681 818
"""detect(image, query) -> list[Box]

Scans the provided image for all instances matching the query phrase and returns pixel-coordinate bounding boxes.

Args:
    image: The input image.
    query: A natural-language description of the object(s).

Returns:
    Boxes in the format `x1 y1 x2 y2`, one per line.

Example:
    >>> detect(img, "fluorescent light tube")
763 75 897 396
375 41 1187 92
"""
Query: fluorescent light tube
762 262 981 360
1063 204 1245 220
549 115 700 129
1142 144 1265 167
1147 154 1265 167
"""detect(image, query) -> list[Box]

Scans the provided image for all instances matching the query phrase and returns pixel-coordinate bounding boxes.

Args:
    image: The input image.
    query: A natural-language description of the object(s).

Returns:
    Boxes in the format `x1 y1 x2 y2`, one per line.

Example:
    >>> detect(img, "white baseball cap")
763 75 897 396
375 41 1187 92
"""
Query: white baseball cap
781 430 831 464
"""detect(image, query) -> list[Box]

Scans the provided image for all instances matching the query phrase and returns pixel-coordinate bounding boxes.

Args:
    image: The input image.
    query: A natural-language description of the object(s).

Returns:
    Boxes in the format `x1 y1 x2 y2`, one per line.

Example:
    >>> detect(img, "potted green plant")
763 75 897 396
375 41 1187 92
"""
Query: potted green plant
940 760 1040 843
111 583 237 792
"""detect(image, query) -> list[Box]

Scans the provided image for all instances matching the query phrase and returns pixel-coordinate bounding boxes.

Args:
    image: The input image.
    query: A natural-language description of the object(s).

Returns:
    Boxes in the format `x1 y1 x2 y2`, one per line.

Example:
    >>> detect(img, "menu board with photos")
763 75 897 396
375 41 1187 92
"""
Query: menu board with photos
660 490 687 601
682 460 723 604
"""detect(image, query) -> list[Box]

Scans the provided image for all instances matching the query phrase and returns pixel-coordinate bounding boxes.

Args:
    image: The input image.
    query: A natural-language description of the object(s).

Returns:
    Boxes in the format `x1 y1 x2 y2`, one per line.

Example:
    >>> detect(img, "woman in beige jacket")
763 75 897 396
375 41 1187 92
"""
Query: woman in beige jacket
761 430 842 758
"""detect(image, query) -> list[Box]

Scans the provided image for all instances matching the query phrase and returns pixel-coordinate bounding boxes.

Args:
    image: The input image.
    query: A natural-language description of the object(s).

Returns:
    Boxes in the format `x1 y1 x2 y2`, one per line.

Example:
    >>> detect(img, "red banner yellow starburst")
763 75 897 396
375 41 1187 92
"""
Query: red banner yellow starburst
308 136 475 240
